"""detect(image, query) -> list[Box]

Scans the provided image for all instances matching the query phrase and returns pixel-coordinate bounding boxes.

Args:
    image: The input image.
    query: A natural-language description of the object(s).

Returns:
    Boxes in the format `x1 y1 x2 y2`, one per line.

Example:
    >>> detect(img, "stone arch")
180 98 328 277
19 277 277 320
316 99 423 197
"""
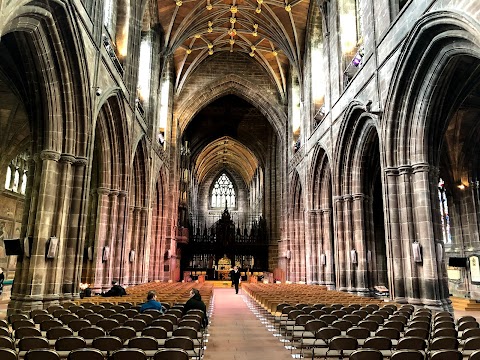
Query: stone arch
149 167 168 281
381 11 480 309
85 93 131 291
1 0 90 156
288 170 306 283
125 137 150 285
1 0 92 311
333 101 385 295
308 145 335 287
384 11 480 168
94 92 130 191
176 74 286 143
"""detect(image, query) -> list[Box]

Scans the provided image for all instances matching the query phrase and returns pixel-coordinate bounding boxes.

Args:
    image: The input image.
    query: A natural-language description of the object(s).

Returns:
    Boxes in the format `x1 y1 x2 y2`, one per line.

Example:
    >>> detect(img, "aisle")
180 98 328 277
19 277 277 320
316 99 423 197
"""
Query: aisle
203 288 293 360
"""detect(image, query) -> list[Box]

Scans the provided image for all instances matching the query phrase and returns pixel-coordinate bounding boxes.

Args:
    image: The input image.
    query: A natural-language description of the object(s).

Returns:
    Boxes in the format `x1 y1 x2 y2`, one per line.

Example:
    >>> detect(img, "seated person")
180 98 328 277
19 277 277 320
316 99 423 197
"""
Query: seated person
103 280 127 297
183 288 208 327
140 290 163 313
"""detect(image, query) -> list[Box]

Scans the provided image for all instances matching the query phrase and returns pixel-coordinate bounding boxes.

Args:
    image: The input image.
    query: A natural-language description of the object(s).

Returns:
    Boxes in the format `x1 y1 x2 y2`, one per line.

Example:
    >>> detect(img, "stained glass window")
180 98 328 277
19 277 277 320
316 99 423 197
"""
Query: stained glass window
438 178 452 244
211 173 236 208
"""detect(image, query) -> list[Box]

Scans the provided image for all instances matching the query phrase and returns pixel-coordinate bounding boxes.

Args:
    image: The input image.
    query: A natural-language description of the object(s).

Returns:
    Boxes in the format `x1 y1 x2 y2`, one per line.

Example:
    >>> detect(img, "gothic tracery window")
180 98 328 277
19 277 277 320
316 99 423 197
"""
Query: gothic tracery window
438 178 452 244
211 173 236 208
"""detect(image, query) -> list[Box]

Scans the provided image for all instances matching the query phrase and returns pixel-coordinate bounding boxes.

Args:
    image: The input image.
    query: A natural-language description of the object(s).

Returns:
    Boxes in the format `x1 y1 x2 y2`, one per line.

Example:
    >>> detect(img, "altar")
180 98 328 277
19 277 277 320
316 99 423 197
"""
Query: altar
217 255 232 280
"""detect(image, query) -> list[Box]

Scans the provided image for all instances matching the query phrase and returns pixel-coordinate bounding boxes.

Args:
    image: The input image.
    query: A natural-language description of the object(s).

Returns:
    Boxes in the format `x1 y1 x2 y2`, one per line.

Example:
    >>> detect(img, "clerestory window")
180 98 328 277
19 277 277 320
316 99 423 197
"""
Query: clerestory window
438 178 452 244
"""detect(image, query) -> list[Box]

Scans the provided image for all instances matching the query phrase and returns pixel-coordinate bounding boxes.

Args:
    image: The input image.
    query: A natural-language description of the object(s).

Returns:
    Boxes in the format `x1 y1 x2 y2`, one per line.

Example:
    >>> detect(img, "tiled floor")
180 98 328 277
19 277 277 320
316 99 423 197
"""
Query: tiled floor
203 288 293 360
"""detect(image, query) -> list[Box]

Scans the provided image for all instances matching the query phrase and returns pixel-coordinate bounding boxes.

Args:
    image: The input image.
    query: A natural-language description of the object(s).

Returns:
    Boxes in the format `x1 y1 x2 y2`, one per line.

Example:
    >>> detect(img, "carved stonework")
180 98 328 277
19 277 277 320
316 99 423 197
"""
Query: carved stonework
40 150 61 162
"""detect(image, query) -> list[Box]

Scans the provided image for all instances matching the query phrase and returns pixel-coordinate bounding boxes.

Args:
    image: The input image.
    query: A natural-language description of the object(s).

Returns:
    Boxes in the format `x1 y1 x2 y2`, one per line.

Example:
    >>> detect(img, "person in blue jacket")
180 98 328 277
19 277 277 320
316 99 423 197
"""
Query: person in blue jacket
140 290 163 313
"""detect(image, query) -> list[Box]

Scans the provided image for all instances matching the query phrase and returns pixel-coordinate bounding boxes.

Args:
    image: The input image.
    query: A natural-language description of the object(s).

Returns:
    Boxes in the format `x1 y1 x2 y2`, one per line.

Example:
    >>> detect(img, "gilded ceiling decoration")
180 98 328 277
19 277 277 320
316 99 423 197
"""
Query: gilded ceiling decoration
157 0 311 96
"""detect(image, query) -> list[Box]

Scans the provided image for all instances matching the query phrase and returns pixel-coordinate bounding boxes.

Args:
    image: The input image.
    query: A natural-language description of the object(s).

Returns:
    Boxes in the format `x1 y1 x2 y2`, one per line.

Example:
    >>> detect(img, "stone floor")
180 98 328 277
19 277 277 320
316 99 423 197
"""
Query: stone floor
204 288 293 360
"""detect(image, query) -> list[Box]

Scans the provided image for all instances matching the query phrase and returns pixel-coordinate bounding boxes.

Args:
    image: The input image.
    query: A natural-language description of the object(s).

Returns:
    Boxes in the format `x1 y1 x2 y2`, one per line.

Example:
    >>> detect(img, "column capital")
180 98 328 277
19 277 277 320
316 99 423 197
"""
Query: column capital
352 193 366 201
342 194 353 202
40 150 61 162
60 154 76 164
412 162 430 174
118 190 128 198
74 156 88 167
109 190 120 197
398 165 412 175
384 167 399 176
97 187 110 195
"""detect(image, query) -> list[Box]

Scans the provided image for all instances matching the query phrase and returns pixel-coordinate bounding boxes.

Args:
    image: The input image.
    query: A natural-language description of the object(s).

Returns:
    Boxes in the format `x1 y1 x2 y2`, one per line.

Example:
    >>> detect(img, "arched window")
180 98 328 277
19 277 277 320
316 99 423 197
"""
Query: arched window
104 0 115 31
438 178 452 244
211 173 236 208
137 36 152 104
4 166 11 190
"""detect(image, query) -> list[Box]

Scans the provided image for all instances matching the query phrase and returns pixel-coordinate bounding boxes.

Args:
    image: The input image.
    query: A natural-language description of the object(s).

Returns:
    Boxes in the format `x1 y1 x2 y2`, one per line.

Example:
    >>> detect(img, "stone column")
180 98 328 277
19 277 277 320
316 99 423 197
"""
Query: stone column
48 154 75 300
92 187 110 292
305 210 314 284
343 195 355 292
69 156 88 298
383 167 405 303
334 196 347 291
322 209 335 289
353 193 369 295
130 206 141 284
135 207 148 283
107 190 119 283
10 150 61 313
114 191 128 281
411 163 443 308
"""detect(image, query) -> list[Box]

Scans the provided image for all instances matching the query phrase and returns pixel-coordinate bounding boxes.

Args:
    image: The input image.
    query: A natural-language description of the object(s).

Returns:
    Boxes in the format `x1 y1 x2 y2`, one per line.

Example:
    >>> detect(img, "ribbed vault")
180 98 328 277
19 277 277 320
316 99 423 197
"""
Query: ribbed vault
156 0 315 96
194 136 258 184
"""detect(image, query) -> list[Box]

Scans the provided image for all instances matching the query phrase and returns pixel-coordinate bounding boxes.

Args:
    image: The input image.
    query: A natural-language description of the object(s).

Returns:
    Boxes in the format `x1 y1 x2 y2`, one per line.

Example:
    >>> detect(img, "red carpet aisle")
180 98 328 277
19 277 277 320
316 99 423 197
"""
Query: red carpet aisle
203 288 293 360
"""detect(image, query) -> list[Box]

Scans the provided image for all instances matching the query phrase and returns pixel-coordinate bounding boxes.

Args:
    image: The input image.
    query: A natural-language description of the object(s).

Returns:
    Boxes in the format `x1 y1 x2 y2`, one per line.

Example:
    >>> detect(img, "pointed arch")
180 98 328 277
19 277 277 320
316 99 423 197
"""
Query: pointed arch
176 74 287 142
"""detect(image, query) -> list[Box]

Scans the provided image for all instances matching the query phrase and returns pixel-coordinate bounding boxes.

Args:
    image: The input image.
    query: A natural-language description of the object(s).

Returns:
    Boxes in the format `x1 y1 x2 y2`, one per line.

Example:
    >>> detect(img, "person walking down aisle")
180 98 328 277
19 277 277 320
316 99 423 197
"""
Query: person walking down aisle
140 290 163 313
231 266 241 294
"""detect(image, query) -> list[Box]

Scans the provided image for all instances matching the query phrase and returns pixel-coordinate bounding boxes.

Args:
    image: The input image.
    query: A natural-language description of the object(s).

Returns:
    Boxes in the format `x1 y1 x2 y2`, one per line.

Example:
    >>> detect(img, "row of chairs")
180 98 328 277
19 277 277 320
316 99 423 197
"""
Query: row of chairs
0 346 190 360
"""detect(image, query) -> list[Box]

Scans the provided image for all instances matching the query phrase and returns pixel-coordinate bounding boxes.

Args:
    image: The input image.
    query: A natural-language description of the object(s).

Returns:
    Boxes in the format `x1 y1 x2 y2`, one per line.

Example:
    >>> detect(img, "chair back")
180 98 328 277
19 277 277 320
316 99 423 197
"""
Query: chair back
40 319 63 332
24 349 60 360
15 327 42 339
128 336 158 350
97 318 120 332
0 335 15 349
46 326 74 340
68 319 91 332
142 326 168 339
124 319 147 332
33 313 54 324
13 319 36 330
110 326 137 343
346 326 370 340
463 337 480 350
92 335 123 352
85 314 104 325
165 336 194 350
0 348 19 360
390 350 424 360
430 350 462 360
429 336 458 350
396 336 426 350
153 348 189 360
349 348 383 360
55 336 87 351
68 348 105 360
111 348 147 360
363 336 392 350
78 326 106 339
18 336 49 351
151 319 174 331
376 327 400 340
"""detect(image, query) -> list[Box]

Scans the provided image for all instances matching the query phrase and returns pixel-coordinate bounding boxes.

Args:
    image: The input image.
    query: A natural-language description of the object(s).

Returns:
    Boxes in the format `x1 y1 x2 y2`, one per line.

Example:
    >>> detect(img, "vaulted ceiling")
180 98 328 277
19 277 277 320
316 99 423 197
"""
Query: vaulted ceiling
156 0 313 96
